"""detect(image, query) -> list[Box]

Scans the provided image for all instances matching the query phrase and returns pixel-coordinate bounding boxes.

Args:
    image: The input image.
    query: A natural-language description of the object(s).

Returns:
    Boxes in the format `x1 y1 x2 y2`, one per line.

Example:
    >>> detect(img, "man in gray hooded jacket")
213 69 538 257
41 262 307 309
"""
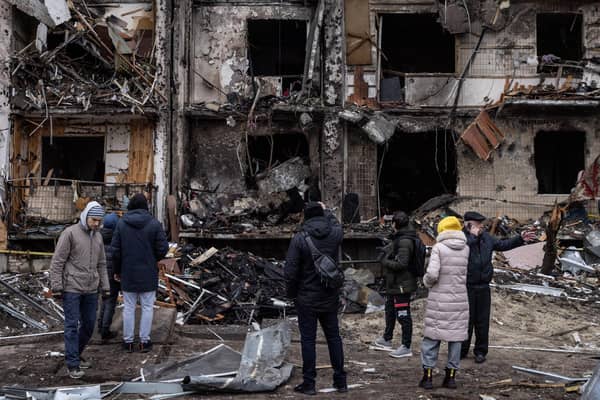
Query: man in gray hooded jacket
50 201 110 379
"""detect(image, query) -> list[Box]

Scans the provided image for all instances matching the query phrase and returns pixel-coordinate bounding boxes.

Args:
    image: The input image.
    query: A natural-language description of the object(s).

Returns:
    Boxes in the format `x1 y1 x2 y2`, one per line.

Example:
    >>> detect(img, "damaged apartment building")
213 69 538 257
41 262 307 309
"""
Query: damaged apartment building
0 0 600 259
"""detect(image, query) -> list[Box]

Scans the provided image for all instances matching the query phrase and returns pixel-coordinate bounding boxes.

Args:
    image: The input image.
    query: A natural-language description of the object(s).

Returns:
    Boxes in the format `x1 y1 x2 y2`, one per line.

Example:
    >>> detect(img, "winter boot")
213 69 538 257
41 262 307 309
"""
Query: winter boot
419 367 433 390
442 368 457 389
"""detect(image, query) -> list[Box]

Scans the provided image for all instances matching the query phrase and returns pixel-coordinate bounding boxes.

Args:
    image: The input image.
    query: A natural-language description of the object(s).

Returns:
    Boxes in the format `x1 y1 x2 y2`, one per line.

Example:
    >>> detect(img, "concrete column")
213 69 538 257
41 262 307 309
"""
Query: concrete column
0 2 12 189
321 0 345 213
153 0 173 224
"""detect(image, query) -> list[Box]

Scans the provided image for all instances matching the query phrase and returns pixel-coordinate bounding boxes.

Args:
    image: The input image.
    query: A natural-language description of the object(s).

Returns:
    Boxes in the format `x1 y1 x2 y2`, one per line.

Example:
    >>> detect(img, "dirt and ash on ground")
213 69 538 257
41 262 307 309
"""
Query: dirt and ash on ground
0 285 598 400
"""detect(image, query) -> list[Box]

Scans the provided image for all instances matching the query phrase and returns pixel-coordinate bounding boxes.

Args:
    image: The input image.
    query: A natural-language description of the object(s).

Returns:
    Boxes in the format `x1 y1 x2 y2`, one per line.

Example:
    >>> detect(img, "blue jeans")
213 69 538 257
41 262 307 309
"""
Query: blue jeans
122 291 156 343
296 304 346 388
63 292 98 369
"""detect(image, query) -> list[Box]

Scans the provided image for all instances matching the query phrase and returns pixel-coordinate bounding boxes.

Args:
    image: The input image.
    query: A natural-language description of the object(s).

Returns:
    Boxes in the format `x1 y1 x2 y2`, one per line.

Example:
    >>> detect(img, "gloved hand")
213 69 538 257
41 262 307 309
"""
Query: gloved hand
51 290 62 300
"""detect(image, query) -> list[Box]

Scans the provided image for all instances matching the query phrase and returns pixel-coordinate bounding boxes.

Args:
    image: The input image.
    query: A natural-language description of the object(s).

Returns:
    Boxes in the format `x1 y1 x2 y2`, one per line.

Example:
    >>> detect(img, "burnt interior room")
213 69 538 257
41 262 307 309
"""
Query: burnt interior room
378 130 457 213
379 13 455 101
537 13 583 74
534 130 585 194
247 19 307 89
42 136 105 183
247 133 309 175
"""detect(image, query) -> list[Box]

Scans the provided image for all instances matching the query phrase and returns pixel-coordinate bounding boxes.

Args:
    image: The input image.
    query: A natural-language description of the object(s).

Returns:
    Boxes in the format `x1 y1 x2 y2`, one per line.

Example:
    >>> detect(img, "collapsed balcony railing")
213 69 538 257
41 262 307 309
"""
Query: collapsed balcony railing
5 178 156 237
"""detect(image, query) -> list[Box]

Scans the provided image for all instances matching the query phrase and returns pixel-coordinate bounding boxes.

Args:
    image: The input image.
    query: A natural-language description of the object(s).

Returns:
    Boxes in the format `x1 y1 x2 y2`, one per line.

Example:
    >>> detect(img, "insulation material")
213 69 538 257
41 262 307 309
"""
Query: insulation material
345 0 371 65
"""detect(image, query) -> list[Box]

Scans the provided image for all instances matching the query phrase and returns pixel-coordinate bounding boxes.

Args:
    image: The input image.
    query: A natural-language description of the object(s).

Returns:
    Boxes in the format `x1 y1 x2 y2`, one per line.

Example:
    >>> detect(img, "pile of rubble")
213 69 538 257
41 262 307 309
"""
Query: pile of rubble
0 272 63 337
10 0 161 113
161 245 290 324
157 244 385 325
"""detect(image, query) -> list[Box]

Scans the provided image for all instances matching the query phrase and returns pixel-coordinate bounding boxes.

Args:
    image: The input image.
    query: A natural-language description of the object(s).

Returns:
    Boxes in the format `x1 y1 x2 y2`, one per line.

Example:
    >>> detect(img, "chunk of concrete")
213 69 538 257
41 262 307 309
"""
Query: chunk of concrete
256 157 310 194
502 242 545 271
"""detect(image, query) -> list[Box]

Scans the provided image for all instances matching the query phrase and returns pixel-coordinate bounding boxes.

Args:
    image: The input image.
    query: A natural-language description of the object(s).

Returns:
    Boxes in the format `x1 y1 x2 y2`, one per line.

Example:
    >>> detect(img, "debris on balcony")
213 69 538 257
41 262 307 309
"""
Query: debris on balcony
10 1 161 113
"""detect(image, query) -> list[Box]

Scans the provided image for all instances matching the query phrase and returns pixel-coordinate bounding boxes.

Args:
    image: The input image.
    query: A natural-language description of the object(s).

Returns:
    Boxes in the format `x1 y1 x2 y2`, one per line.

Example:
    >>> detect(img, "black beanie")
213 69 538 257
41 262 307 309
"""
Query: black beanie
304 202 324 221
128 193 149 211
392 211 409 229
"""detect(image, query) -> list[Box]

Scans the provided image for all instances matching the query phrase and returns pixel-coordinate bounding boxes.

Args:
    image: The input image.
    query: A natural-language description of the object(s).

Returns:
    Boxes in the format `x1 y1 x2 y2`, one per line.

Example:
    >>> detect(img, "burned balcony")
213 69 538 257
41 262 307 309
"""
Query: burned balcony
9 1 161 114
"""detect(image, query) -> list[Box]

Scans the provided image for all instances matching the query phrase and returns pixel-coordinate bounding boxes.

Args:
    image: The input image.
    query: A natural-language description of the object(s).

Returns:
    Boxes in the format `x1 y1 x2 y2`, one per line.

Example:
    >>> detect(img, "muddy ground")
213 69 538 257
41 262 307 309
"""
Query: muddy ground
1 287 599 400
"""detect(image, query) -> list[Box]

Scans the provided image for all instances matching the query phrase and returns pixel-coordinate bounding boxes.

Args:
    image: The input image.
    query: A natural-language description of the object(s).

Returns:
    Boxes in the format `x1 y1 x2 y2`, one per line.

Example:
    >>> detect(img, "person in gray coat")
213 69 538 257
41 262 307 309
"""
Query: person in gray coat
419 216 469 390
50 201 109 379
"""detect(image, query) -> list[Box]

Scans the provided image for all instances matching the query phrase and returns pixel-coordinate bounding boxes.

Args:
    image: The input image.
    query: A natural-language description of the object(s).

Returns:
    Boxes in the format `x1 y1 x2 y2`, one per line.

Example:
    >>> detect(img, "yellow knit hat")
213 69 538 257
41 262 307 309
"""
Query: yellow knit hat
437 216 462 233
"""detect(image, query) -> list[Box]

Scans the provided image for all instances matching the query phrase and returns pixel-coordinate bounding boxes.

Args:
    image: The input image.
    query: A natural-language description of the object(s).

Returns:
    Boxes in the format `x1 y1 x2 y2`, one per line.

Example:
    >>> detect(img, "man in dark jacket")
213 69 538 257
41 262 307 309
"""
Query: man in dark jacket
111 194 169 353
373 211 417 358
98 212 120 341
460 211 536 363
284 202 347 395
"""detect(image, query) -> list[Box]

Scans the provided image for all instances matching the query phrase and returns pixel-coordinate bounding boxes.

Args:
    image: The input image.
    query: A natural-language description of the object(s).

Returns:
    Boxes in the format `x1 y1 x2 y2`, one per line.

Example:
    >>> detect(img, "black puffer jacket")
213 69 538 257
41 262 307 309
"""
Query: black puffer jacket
101 227 115 278
381 227 417 295
465 230 524 286
284 210 343 312
111 209 169 292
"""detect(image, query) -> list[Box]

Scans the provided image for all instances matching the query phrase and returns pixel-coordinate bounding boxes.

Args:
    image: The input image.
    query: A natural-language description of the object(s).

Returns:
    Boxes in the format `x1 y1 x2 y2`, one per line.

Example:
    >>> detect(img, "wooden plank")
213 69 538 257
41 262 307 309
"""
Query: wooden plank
345 0 372 65
167 195 179 241
189 247 218 266
128 120 154 183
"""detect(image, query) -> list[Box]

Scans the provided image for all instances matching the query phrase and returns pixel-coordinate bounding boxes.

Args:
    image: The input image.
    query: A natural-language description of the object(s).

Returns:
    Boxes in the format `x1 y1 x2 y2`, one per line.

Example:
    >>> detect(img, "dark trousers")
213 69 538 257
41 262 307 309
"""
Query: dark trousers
296 304 346 388
98 278 120 333
383 294 412 348
63 292 98 369
461 285 491 357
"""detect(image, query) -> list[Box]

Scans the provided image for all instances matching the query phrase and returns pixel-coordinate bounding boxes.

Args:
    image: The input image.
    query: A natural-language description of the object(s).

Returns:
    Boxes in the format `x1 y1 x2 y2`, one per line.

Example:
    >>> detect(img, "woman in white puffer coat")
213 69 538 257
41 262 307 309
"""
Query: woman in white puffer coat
419 216 470 390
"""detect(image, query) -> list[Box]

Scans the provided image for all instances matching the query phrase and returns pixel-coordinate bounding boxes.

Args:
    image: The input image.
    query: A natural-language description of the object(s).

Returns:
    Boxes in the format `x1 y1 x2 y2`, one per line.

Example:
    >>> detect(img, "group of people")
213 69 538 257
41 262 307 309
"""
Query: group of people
49 193 169 379
285 204 535 394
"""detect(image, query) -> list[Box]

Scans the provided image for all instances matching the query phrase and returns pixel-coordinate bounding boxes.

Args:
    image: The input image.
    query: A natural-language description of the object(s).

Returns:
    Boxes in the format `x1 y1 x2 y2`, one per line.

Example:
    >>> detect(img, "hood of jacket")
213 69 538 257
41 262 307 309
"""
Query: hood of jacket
391 227 417 241
436 230 467 250
302 215 332 239
79 201 103 232
122 209 153 229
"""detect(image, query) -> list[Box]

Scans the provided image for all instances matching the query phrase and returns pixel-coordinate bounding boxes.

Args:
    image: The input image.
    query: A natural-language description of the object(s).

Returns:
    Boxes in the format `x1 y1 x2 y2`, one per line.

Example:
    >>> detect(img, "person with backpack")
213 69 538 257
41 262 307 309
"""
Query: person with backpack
373 211 423 358
419 216 469 390
284 201 347 395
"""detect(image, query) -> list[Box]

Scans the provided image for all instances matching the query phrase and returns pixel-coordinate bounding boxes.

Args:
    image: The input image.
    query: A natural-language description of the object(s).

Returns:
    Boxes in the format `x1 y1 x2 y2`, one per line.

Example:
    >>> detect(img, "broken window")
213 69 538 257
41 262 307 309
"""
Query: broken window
247 133 309 175
378 130 456 213
379 13 455 101
537 13 583 74
42 137 105 182
247 19 307 88
534 131 585 194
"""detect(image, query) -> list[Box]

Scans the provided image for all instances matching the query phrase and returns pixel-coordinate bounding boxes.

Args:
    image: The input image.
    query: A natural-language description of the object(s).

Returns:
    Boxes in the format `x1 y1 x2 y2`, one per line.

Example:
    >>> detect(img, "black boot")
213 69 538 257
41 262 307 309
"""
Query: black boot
294 382 316 396
442 368 457 389
419 368 433 390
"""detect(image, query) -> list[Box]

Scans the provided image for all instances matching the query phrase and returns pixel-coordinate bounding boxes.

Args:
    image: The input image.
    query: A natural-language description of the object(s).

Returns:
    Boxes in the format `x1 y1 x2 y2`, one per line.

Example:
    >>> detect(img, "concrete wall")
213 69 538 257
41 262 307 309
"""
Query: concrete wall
457 117 600 221
190 4 313 104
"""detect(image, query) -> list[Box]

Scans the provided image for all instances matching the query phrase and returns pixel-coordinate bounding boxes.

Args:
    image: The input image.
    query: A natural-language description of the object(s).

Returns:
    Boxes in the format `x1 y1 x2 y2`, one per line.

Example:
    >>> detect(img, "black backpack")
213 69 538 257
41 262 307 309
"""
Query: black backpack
303 233 345 289
407 236 427 277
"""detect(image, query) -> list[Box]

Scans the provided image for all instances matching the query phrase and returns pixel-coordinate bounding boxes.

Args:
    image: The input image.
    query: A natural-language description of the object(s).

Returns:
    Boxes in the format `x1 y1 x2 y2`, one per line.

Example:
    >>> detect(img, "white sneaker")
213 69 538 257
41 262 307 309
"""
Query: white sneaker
389 345 412 358
373 337 393 349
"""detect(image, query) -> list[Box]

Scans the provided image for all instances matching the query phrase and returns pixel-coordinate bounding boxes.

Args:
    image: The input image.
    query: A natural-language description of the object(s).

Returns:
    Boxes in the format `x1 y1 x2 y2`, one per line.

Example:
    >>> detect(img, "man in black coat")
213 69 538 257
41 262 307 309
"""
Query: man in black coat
284 202 347 395
461 211 536 363
111 194 169 353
